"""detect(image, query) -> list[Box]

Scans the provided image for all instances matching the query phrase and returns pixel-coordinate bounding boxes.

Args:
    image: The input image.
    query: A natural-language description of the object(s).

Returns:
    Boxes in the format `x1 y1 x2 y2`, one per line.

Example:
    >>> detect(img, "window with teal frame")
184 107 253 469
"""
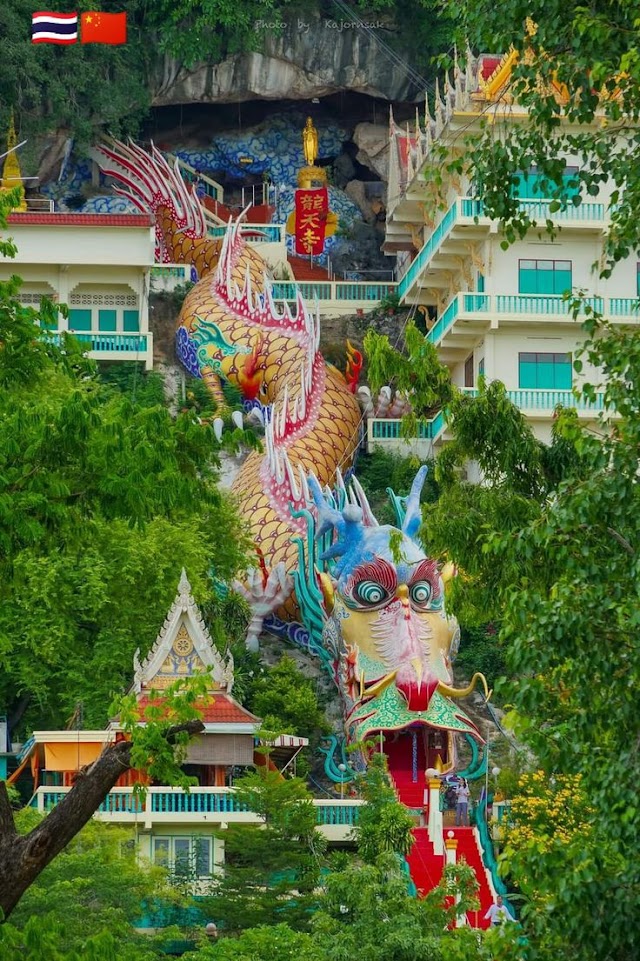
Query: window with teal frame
513 166 580 200
519 259 572 295
477 272 485 293
98 309 117 332
637 263 640 297
68 308 92 332
519 352 572 389
123 310 140 332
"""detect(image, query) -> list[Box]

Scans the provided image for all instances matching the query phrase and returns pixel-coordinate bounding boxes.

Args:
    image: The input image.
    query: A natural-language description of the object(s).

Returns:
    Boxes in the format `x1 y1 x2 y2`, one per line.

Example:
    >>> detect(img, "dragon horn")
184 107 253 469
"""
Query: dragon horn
436 673 492 702
401 464 428 541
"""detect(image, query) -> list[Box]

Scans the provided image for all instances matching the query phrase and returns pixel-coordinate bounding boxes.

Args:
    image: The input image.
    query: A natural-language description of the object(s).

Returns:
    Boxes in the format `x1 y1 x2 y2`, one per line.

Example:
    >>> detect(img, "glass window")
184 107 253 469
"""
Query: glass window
478 358 485 377
464 354 474 388
98 309 117 332
518 352 572 389
513 165 581 200
123 310 140 332
518 260 572 295
476 272 485 293
68 308 92 332
195 837 212 877
152 838 170 868
173 838 191 876
637 263 640 297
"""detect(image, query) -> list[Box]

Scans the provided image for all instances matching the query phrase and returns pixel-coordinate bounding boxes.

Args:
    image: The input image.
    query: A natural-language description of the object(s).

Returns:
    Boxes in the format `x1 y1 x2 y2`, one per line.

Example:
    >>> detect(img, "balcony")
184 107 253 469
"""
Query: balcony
366 411 445 456
207 223 285 245
271 280 397 319
32 787 362 842
463 387 605 415
397 197 609 305
427 293 639 360
44 331 153 369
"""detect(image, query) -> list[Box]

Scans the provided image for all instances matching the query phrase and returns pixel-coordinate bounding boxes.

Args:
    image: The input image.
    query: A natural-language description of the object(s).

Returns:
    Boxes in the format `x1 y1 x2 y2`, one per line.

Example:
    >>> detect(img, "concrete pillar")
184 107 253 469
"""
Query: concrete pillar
444 832 458 865
444 832 467 926
427 778 444 855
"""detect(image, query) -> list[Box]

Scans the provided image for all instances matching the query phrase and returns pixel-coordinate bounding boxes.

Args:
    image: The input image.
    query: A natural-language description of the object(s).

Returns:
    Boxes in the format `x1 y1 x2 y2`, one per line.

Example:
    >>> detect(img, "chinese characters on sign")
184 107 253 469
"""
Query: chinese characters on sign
295 187 329 256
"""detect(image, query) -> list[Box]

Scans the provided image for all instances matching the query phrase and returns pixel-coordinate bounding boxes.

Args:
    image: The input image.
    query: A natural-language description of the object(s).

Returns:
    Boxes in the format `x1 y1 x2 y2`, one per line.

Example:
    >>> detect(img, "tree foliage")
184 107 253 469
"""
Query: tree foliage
0 206 249 732
454 0 640 269
2 819 178 960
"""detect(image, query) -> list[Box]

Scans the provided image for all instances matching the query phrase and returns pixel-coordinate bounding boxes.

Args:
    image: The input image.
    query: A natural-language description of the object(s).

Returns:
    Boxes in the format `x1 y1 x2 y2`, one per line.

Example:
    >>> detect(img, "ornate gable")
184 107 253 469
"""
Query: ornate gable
132 570 234 695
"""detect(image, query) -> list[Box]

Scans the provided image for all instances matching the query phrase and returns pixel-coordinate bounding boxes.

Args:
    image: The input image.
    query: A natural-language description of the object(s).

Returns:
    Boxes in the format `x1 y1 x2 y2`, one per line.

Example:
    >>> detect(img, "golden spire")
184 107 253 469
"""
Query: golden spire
1 113 27 211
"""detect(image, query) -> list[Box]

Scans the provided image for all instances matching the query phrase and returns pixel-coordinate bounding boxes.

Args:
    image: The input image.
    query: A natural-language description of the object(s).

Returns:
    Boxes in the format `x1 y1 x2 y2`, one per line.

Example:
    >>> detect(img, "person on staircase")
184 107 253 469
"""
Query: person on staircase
484 895 515 927
455 777 470 826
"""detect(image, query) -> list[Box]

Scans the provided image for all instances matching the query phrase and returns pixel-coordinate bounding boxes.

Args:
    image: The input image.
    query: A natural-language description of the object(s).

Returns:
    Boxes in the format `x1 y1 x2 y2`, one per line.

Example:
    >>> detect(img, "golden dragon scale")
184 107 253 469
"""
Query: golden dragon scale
94 140 362 622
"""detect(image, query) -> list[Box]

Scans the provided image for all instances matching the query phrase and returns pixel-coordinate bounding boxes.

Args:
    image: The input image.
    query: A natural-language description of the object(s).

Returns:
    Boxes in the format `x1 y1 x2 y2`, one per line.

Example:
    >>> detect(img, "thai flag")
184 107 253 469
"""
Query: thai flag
32 12 78 45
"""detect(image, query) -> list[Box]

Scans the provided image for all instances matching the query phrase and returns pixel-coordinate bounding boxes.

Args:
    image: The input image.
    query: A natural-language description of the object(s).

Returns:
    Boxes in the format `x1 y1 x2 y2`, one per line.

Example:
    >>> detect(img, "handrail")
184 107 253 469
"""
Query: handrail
398 196 609 297
427 292 639 347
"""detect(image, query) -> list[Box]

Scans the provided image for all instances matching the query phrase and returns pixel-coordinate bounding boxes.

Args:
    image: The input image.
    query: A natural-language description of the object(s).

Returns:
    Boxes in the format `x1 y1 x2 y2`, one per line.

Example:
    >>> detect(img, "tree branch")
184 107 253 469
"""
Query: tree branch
606 527 634 556
0 780 17 838
0 718 204 920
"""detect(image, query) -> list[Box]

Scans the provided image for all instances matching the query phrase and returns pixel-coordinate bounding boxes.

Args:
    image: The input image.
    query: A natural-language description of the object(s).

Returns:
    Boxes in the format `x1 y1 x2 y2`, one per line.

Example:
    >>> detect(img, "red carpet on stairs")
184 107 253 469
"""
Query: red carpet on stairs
450 827 494 929
407 827 444 895
383 730 495 928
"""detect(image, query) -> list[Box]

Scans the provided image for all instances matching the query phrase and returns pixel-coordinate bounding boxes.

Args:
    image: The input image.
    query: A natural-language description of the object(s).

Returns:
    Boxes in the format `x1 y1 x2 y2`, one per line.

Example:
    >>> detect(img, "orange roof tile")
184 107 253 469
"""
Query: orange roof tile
7 213 154 227
136 693 260 726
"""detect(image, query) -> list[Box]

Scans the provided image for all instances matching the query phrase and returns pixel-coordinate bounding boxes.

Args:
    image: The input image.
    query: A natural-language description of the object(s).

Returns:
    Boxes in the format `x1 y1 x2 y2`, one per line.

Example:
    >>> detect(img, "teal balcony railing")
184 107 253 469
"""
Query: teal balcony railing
271 281 396 303
208 224 283 244
427 292 637 347
46 332 148 353
463 388 605 411
495 294 603 315
398 198 483 299
370 412 443 440
398 196 607 302
33 787 362 828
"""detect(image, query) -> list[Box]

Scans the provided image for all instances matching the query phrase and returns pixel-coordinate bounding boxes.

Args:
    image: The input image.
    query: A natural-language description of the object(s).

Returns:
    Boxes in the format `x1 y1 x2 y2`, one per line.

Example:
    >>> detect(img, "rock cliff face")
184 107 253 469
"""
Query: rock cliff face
151 16 419 107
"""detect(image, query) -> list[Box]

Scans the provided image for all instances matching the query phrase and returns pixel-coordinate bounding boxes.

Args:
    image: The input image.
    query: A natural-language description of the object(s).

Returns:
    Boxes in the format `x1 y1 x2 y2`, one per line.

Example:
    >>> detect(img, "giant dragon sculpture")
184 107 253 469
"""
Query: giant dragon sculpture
94 140 487 778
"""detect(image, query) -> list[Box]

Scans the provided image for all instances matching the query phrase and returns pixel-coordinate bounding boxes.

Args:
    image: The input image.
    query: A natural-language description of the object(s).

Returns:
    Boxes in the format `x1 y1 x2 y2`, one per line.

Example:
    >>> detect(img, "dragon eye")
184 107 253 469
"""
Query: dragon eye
410 581 432 606
353 580 388 606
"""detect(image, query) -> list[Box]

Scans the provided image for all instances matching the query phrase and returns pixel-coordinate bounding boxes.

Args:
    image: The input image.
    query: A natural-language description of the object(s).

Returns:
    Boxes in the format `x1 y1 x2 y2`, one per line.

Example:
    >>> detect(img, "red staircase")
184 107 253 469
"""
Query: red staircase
407 827 445 895
450 827 494 928
383 729 495 928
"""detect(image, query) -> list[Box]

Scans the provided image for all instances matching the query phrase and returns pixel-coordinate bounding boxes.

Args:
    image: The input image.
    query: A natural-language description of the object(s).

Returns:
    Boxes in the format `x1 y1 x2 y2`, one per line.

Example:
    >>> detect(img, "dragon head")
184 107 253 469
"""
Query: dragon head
306 466 484 769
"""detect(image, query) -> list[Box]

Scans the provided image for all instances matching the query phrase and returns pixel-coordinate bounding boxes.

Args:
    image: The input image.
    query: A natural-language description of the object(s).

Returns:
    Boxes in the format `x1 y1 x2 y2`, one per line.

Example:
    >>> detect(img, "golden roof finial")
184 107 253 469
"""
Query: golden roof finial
1 111 27 211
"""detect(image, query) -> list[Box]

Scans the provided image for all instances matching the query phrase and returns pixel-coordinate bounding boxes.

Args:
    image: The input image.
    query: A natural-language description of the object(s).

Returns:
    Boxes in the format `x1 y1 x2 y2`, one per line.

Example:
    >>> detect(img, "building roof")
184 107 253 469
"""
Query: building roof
7 213 154 228
130 570 235 696
288 256 330 281
135 693 260 727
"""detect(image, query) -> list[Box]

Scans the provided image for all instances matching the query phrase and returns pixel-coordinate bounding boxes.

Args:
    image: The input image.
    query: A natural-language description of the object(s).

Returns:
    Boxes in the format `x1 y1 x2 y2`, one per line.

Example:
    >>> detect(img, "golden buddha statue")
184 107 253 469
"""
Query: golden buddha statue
302 116 318 167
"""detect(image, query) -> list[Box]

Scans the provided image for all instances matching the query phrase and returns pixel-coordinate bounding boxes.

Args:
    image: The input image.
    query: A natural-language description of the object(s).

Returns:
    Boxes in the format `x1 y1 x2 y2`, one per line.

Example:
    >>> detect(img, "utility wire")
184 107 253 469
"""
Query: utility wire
330 0 435 97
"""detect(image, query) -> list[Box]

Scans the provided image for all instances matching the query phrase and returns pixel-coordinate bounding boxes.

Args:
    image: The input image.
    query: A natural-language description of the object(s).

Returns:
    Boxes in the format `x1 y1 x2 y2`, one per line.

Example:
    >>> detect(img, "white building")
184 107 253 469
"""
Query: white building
0 211 155 370
380 51 634 452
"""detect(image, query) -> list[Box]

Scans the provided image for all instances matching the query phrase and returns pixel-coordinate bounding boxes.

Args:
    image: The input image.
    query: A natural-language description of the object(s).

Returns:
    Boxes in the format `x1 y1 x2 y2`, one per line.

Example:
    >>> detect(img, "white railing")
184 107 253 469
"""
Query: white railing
32 786 363 835
427 292 640 346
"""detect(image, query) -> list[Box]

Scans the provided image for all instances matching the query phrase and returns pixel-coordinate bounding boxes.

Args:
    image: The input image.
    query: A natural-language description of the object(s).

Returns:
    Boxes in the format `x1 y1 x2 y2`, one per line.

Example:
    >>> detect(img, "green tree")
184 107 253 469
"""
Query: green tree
248 656 329 742
353 752 416 862
407 325 640 957
2 818 182 960
0 259 249 729
199 767 326 933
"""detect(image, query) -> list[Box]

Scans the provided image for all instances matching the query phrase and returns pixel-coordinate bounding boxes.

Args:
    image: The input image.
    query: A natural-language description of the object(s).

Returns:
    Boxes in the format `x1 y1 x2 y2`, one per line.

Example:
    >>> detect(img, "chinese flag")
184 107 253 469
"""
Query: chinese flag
81 12 127 45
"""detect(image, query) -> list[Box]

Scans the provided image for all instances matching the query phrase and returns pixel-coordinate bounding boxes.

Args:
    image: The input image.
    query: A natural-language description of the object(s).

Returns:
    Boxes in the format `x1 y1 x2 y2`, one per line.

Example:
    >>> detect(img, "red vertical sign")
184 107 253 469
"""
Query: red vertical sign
295 187 329 256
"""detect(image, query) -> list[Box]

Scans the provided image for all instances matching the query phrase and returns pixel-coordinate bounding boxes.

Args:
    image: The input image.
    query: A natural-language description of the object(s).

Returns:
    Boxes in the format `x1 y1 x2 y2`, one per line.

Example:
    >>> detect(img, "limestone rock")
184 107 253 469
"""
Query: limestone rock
344 179 375 224
352 122 390 181
151 17 420 108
